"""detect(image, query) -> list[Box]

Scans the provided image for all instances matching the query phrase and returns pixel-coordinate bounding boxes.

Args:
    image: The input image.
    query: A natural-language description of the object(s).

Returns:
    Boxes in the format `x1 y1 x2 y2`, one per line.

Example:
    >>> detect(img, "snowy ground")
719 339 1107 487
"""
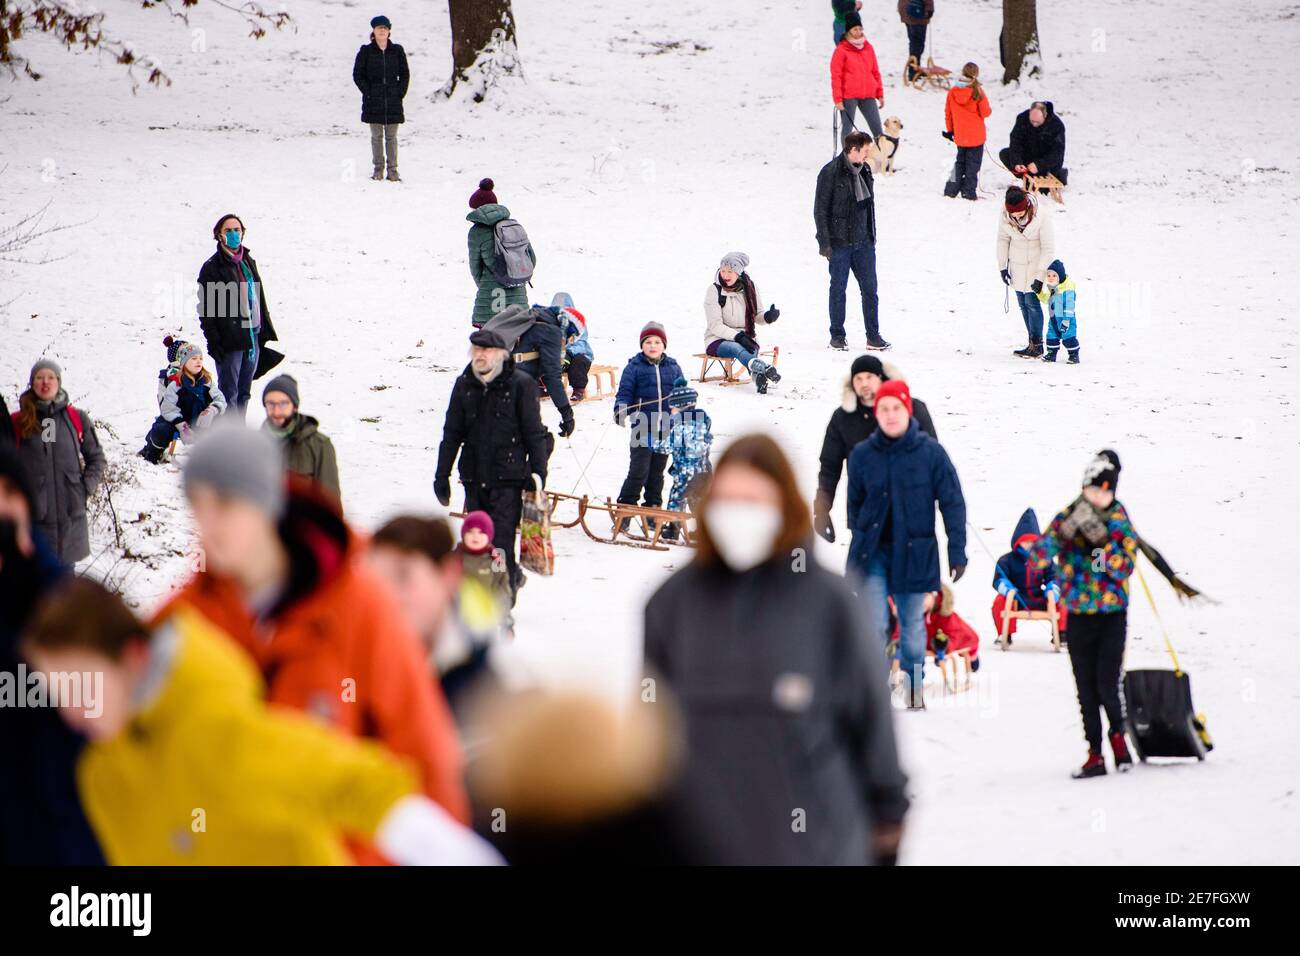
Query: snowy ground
2 0 1298 864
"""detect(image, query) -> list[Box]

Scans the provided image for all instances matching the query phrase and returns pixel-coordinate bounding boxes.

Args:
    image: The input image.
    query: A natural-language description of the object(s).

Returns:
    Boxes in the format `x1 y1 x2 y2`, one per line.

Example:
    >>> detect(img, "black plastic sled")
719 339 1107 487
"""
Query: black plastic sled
1124 669 1213 762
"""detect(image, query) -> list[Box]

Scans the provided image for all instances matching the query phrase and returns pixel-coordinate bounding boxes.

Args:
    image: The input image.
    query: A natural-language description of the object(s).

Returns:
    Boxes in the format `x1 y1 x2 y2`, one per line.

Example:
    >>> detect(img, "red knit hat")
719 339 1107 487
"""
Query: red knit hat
461 510 495 554
468 178 498 209
1005 188 1030 214
640 321 667 346
873 379 913 416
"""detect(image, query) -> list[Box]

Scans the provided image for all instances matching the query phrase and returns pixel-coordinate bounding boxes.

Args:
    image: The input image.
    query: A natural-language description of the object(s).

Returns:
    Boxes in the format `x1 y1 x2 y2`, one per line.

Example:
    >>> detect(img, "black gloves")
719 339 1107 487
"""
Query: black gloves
813 491 835 543
764 305 780 323
614 405 626 426
942 130 954 141
559 408 575 437
1000 269 1012 286
950 564 966 583
1030 279 1044 294
433 477 451 507
734 332 760 355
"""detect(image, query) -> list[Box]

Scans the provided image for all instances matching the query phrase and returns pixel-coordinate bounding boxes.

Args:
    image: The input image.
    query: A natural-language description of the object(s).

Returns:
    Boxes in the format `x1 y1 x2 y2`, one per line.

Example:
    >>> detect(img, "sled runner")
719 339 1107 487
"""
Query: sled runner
995 592 1062 652
576 497 697 551
694 347 780 386
904 55 951 91
936 648 974 694
1022 172 1065 205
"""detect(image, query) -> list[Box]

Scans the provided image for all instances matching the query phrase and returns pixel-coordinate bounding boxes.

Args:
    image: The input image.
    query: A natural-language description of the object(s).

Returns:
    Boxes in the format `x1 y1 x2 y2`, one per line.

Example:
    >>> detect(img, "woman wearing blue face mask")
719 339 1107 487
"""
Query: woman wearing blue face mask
196 213 283 418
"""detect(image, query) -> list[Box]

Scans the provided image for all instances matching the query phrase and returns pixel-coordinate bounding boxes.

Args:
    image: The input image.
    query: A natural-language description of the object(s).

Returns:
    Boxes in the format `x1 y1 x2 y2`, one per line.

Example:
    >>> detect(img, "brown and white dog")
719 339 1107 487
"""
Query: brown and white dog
872 116 905 175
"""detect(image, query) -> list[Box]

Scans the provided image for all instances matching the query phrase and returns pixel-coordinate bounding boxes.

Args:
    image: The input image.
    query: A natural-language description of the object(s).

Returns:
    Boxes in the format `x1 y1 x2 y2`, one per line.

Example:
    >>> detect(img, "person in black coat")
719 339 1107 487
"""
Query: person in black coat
0 392 12 447
510 307 576 438
999 100 1068 184
815 355 936 543
434 328 549 599
196 213 283 418
815 131 888 351
352 16 410 182
0 445 104 864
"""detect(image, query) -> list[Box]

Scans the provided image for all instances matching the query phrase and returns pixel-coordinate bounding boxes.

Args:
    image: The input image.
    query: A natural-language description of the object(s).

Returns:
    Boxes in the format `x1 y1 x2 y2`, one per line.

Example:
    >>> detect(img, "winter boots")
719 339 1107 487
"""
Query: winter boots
371 167 384 181
386 168 402 182
749 359 780 394
1014 338 1044 359
1067 348 1080 364
1110 731 1134 772
1043 345 1081 363
1071 751 1107 779
569 388 586 403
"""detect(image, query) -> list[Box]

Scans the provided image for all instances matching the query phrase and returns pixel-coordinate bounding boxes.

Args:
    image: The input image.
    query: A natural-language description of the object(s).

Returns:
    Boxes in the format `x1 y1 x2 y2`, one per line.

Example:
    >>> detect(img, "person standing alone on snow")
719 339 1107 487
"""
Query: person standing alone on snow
831 14 885 143
942 62 991 201
997 186 1056 358
352 15 409 182
1037 259 1080 363
1027 450 1138 779
816 131 889 351
702 252 782 394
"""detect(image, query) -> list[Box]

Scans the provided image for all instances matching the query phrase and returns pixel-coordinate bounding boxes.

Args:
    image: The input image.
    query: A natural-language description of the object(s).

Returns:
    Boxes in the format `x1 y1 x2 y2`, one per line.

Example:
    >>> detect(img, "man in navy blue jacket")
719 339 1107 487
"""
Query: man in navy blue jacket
846 379 966 710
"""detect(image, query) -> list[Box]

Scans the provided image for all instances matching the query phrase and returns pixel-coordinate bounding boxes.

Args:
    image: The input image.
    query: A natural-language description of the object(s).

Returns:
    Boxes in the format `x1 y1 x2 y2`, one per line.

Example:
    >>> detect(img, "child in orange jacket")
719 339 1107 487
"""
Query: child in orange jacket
943 62 992 200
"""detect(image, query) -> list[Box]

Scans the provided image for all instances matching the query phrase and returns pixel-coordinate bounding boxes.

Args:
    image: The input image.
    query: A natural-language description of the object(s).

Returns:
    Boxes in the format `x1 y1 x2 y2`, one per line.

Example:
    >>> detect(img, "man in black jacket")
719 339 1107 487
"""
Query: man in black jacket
434 328 549 597
815 131 889 352
511 306 576 439
999 101 1068 184
814 355 936 542
197 213 282 419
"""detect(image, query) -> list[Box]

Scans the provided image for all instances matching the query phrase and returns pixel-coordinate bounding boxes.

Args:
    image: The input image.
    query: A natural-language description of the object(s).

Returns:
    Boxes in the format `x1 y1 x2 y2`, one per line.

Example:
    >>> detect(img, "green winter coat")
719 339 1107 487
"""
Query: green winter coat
264 413 341 504
467 204 535 327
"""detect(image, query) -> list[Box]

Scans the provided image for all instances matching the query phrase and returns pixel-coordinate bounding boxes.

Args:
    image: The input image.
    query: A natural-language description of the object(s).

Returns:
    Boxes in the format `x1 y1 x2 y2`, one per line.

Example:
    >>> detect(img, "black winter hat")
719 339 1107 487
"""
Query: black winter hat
370 15 392 29
469 328 508 350
851 355 886 379
844 12 863 31
1082 449 1121 493
262 374 300 409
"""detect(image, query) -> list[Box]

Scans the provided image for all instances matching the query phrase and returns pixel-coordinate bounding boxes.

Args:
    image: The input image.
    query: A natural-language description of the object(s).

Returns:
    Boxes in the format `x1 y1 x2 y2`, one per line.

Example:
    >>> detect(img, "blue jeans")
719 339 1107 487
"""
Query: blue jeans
1015 290 1044 341
714 339 756 368
859 553 929 695
828 241 879 340
217 337 258 419
833 21 845 45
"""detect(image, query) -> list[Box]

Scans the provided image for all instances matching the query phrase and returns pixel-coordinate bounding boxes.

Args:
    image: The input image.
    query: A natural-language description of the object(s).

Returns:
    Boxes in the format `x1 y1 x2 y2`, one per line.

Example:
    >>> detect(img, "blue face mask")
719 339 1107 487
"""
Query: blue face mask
223 229 242 250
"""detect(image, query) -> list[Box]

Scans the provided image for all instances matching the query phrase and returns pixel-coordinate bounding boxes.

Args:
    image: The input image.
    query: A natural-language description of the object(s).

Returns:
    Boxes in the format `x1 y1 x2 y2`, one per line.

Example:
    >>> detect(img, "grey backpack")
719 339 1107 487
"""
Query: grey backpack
491 219 535 288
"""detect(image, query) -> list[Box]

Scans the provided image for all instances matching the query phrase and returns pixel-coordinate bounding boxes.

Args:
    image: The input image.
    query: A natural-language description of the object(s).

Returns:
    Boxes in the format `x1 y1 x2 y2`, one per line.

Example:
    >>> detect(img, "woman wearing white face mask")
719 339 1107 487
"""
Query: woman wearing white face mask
642 434 909 865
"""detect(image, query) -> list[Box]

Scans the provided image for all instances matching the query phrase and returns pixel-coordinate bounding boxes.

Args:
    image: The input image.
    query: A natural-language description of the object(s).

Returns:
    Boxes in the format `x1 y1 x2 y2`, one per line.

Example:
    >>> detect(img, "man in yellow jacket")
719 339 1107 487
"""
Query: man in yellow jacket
21 578 500 866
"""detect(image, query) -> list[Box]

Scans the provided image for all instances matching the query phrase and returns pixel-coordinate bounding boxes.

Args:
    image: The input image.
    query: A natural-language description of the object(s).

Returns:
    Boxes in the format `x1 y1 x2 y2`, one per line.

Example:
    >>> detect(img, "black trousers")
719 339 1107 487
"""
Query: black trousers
1067 611 1128 751
618 444 669 509
906 23 927 60
464 483 524 593
565 353 592 391
944 145 984 199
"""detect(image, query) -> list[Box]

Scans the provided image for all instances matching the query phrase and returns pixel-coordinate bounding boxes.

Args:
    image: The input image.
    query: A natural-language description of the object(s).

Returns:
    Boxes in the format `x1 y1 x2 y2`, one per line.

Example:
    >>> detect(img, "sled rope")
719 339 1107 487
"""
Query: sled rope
565 395 664 498
966 519 1001 563
1136 561 1183 676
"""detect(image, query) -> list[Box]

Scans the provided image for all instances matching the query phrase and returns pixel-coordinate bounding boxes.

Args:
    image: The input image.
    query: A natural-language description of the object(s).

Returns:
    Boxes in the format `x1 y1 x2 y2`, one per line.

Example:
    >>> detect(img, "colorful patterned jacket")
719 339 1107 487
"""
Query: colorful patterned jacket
1027 498 1137 614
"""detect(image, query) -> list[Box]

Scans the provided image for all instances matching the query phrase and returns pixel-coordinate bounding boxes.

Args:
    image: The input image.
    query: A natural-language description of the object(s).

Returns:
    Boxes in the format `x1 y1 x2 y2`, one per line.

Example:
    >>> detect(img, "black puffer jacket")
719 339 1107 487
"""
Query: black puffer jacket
196 245 278 361
1005 100 1066 174
352 40 410 125
436 360 549 491
644 556 909 865
814 153 877 251
513 308 572 418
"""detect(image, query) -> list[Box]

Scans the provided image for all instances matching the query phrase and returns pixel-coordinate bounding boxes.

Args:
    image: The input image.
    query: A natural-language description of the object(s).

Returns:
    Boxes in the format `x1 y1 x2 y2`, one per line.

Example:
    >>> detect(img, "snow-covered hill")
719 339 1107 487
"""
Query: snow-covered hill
2 0 1298 863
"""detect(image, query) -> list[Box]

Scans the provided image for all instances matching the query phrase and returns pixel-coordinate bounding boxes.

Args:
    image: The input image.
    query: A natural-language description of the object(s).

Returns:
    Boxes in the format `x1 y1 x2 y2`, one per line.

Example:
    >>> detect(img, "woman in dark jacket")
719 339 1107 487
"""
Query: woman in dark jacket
12 360 107 567
643 434 909 865
352 15 410 182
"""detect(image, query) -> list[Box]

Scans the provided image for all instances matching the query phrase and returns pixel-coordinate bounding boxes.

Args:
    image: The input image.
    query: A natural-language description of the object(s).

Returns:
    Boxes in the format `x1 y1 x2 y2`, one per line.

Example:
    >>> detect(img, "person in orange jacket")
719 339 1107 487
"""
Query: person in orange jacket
155 425 470 858
942 62 992 201
831 14 884 143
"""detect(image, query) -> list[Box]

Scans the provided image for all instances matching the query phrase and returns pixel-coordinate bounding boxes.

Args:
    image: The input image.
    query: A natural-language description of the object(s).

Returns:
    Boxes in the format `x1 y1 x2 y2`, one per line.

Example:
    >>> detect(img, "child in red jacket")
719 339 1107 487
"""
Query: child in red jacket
925 584 981 671
942 62 992 201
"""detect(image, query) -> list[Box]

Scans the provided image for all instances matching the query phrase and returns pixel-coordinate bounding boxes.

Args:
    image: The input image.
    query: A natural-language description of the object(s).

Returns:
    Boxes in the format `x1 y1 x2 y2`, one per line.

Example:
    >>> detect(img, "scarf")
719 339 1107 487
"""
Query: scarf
848 159 869 203
847 36 865 50
264 414 298 439
716 272 758 337
223 245 261 339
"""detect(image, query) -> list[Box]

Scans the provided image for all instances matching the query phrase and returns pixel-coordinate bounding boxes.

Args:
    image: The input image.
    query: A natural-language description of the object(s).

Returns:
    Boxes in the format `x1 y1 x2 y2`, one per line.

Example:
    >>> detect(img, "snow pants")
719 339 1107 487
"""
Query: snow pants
944 145 983 199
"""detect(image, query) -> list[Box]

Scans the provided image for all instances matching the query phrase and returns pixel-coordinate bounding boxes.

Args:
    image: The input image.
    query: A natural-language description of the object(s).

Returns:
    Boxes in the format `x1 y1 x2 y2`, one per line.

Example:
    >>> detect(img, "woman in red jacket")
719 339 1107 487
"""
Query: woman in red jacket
942 62 991 200
831 13 884 143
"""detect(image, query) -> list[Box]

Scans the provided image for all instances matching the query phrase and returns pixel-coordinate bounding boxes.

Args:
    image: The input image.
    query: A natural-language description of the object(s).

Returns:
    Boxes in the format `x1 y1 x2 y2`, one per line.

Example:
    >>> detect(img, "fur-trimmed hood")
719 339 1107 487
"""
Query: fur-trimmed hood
841 360 904 412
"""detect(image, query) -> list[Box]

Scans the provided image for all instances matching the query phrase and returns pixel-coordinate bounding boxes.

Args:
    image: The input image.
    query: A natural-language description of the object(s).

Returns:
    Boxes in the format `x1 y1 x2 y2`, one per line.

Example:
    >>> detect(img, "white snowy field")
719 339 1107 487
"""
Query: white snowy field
2 0 1298 864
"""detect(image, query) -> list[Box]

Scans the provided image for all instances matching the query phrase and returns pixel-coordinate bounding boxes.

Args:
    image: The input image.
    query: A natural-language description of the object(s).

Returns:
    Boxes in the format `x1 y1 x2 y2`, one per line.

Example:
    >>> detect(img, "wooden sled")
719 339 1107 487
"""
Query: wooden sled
450 490 585 531
694 346 780 386
1022 172 1065 205
904 55 951 91
888 649 974 695
996 593 1062 652
565 363 618 402
577 496 696 551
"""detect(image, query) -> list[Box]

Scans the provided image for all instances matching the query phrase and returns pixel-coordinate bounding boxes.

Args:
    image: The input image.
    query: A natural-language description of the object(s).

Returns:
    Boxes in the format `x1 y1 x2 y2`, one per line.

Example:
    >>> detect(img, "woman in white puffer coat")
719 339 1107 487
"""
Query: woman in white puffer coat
996 186 1056 358
702 252 782 393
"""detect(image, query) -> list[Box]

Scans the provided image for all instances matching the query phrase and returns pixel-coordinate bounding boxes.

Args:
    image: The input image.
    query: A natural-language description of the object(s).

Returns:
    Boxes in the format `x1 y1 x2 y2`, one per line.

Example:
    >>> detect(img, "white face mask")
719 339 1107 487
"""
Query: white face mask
705 500 783 573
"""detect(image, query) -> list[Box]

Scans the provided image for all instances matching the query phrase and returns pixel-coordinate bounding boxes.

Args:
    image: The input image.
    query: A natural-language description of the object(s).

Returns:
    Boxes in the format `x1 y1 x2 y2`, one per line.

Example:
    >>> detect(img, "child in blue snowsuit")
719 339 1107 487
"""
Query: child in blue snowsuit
550 292 594 402
1037 259 1079 364
139 336 226 463
654 377 713 541
991 507 1064 644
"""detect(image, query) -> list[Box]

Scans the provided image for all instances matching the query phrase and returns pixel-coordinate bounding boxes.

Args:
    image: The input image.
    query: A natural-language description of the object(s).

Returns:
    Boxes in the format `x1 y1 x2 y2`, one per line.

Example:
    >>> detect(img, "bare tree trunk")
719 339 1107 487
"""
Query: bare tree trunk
1002 0 1042 85
443 0 521 102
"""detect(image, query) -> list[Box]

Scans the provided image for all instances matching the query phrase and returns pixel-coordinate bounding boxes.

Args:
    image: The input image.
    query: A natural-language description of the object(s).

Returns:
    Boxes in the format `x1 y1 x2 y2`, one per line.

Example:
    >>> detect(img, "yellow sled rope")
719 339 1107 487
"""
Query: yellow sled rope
1136 560 1214 750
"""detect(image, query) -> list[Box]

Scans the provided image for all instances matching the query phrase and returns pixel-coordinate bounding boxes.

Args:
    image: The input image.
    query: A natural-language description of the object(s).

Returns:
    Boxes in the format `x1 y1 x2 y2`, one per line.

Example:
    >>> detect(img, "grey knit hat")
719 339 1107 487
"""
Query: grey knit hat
29 359 62 384
182 422 286 519
719 251 750 274
174 341 204 369
262 374 300 409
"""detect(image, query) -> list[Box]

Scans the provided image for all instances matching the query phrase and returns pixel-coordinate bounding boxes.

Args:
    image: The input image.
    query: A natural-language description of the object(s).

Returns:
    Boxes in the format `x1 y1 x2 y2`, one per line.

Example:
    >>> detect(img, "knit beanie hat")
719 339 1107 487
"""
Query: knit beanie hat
163 335 187 364
844 11 863 30
461 511 495 553
1082 449 1121 493
262 374 300 409
1005 187 1029 213
640 321 668 346
29 358 62 385
1046 259 1067 282
667 376 697 410
469 178 498 209
874 379 913 416
719 251 750 274
370 15 391 28
850 355 886 379
182 422 286 520
174 341 204 369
